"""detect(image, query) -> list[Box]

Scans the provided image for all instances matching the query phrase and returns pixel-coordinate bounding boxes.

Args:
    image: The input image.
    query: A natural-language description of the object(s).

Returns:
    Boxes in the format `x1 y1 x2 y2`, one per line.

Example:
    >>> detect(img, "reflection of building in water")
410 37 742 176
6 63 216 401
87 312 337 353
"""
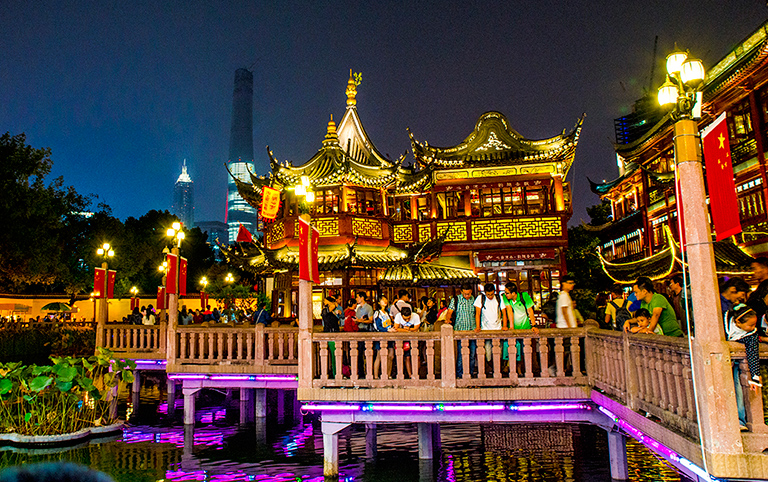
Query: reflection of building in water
87 440 182 480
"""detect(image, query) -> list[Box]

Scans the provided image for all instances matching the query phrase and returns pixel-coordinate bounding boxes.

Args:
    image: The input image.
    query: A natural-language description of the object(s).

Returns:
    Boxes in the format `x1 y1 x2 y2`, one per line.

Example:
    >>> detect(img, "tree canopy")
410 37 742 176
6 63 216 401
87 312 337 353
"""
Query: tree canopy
0 133 217 298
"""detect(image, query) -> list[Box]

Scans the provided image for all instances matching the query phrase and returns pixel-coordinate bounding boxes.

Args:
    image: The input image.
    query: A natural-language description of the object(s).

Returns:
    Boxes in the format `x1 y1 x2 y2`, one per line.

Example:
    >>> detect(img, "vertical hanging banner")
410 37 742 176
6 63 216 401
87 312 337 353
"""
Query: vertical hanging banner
298 217 320 283
200 292 208 309
166 254 178 294
701 112 741 241
260 186 281 220
179 257 188 296
156 286 166 310
107 270 116 299
93 268 106 298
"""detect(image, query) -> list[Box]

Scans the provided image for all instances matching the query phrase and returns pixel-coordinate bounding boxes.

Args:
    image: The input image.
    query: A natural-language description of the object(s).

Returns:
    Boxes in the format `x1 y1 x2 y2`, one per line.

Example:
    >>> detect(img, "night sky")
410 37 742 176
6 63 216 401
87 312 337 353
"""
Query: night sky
2 2 766 225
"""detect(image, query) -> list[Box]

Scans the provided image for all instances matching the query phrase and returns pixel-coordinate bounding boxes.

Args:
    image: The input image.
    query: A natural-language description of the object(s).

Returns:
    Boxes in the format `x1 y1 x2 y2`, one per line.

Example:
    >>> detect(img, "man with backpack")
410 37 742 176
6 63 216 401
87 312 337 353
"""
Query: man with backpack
445 283 477 378
500 282 537 375
389 289 412 319
475 283 502 372
605 285 632 331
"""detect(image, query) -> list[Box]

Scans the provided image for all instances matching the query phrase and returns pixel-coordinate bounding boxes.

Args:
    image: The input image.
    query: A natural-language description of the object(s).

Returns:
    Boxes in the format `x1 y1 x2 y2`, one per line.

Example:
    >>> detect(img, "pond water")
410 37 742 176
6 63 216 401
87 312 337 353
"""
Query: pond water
0 380 692 482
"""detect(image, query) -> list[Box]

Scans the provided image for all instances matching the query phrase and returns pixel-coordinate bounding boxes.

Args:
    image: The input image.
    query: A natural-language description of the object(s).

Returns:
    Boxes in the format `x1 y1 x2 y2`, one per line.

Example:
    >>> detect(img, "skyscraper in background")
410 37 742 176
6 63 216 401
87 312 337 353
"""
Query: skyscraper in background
226 68 258 242
172 159 194 227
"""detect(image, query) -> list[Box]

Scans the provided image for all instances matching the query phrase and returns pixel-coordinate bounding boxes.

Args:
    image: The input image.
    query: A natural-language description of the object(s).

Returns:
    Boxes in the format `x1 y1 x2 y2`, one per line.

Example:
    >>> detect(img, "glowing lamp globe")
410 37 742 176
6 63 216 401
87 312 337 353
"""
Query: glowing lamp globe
295 184 307 197
657 79 678 107
666 50 687 75
167 228 175 237
305 190 315 203
177 231 185 241
680 58 705 87
172 222 181 231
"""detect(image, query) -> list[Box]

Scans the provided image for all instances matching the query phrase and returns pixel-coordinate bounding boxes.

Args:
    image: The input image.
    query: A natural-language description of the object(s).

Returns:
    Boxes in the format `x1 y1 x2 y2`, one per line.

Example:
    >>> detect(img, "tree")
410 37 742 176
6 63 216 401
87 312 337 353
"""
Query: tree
565 200 613 317
0 133 91 292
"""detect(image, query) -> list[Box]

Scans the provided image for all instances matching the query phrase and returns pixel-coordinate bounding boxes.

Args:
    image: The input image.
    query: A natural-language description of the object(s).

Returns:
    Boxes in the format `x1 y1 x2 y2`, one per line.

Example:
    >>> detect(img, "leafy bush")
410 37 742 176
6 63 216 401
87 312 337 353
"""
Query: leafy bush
0 348 134 436
0 324 95 364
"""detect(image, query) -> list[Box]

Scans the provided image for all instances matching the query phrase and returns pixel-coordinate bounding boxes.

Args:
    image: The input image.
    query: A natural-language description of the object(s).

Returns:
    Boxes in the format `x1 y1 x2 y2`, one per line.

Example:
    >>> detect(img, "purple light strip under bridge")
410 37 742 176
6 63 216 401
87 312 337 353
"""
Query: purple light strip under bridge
597 406 720 482
301 401 592 413
167 374 298 382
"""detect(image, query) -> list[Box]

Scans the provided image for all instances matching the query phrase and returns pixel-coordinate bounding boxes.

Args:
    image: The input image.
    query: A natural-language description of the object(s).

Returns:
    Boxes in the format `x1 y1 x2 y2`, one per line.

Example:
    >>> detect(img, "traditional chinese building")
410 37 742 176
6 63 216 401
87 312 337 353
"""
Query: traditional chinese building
226 72 583 316
590 20 768 282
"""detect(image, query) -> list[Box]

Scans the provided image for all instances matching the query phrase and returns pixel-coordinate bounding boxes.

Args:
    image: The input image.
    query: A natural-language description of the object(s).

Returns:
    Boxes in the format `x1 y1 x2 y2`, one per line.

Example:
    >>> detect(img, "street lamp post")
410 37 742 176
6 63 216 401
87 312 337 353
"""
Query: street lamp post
658 49 745 474
166 222 185 359
294 176 315 390
199 277 208 310
95 243 114 347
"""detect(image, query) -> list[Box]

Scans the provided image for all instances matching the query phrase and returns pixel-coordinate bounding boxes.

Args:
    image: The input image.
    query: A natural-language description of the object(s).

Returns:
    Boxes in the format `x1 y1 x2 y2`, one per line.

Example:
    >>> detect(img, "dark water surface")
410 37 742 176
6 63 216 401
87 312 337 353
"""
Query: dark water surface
0 380 690 482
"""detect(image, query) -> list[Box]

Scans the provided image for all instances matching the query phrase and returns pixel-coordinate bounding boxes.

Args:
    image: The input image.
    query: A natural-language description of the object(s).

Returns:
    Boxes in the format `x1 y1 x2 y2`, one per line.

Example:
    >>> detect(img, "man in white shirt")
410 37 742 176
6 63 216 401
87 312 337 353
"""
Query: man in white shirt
556 276 577 328
393 306 420 378
474 283 502 365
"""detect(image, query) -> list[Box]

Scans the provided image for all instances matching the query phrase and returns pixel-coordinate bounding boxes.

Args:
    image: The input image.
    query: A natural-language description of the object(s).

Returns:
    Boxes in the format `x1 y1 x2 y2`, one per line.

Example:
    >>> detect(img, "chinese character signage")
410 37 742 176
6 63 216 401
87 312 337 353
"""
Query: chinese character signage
261 186 281 220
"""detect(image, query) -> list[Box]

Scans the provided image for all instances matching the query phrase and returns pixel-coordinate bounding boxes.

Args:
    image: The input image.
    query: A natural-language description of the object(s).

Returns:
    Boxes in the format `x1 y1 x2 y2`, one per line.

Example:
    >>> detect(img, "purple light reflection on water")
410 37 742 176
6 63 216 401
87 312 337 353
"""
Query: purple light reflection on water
122 426 236 448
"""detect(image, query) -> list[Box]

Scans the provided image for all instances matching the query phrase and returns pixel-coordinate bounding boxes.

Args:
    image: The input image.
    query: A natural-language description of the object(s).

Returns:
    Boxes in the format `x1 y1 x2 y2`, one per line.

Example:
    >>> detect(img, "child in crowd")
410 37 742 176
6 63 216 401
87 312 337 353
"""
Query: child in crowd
725 304 762 431
629 308 663 335
372 295 395 378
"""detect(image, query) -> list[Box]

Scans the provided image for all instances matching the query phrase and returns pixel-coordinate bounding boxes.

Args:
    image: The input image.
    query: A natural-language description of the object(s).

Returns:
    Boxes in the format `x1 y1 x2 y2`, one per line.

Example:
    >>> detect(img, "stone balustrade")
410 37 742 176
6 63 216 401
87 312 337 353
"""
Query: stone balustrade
101 322 167 356
174 325 297 367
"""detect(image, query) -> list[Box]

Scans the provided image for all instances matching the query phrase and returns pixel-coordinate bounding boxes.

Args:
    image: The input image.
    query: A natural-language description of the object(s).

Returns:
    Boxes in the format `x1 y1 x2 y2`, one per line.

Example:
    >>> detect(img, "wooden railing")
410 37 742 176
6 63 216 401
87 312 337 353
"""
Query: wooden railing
174 325 298 366
310 325 586 389
587 328 697 438
101 323 166 355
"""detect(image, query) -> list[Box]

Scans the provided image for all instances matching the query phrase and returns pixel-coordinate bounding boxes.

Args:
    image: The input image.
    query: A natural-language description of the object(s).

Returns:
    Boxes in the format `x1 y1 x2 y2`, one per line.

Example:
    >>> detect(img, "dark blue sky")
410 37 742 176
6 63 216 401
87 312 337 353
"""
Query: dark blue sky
2 1 766 224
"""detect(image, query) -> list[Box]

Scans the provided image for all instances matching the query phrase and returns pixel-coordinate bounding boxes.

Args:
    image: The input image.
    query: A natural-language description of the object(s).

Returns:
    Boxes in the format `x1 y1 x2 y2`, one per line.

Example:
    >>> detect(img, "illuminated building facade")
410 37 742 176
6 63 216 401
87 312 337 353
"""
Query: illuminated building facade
591 20 768 282
226 68 258 243
226 72 582 316
172 159 194 227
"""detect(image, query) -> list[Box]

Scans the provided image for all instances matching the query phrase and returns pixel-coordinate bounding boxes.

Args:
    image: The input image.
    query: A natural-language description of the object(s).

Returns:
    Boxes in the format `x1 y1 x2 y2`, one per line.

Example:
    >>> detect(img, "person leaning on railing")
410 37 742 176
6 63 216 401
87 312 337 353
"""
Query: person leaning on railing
445 283 478 379
393 306 420 379
372 294 395 379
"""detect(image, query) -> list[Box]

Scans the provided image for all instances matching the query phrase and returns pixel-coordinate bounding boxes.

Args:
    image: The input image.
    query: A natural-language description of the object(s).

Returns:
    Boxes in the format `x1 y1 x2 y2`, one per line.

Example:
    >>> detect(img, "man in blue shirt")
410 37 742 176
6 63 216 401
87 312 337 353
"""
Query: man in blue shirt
720 277 750 316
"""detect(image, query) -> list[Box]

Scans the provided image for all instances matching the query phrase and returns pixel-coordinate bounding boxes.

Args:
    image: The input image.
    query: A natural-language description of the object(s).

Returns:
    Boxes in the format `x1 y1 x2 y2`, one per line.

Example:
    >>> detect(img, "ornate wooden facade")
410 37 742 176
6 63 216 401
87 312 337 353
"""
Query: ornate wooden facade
227 71 583 315
592 20 768 280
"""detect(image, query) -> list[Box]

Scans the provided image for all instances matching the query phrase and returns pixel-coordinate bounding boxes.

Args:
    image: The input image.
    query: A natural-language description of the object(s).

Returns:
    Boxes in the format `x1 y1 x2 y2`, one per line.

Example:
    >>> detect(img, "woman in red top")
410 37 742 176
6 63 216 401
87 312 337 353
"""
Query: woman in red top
343 299 359 332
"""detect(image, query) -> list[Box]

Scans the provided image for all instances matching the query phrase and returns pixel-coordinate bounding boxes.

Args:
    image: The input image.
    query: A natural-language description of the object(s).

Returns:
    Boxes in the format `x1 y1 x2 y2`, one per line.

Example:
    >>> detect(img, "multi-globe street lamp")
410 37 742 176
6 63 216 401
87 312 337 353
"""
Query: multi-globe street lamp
657 48 741 472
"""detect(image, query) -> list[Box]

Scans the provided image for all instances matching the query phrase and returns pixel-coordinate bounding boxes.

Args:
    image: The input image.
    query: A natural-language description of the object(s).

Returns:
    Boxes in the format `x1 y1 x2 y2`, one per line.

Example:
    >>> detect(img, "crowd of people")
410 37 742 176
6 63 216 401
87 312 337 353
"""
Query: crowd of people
122 302 272 326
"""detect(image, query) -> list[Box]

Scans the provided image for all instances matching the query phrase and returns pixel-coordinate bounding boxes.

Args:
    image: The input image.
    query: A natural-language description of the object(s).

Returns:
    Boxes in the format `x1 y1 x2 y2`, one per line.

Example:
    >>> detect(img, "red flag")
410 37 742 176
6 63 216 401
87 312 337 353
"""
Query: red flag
298 217 320 283
107 270 116 299
236 223 254 243
261 186 281 220
702 113 741 241
93 268 105 298
179 257 188 296
167 253 178 295
130 297 138 310
156 286 166 310
200 291 208 309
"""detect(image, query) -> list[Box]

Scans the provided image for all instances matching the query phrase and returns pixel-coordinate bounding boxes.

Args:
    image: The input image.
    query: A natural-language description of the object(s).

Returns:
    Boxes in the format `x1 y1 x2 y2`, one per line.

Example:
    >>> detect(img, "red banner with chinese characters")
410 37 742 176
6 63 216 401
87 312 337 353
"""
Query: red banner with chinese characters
200 292 208 309
107 270 116 299
93 268 105 298
166 254 178 295
156 286 166 310
702 112 741 241
261 186 281 220
179 257 188 296
298 217 319 283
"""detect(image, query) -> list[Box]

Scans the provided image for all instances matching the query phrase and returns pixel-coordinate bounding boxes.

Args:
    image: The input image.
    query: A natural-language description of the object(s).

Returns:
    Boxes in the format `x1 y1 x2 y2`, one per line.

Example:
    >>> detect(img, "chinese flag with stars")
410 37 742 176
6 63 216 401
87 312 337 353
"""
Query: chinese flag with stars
298 217 320 283
702 112 741 241
179 257 188 296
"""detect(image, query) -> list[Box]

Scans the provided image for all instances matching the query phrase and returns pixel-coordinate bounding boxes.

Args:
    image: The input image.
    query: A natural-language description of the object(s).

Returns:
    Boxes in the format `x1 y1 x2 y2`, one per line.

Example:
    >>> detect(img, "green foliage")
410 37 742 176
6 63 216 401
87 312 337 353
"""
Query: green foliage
208 282 256 311
565 200 614 317
0 133 92 292
0 348 134 435
0 324 95 364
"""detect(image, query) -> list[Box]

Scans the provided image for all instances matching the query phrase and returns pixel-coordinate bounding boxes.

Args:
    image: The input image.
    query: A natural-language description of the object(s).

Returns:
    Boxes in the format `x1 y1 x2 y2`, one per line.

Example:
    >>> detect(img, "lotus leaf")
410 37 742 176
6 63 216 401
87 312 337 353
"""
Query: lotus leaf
24 413 31 423
29 375 53 392
122 370 134 384
55 366 77 382
32 365 51 376
0 378 12 395
56 380 73 392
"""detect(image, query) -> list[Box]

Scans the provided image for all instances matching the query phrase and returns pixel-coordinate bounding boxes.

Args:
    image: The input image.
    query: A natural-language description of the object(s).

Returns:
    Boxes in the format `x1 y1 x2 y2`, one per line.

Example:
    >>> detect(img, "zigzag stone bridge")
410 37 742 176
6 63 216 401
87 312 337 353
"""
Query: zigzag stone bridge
97 320 768 481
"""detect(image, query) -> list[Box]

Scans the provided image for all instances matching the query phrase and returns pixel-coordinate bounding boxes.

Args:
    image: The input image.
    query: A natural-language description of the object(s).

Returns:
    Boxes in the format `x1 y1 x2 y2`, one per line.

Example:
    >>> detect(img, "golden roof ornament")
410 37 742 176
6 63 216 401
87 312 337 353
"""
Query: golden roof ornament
323 114 339 145
346 70 362 107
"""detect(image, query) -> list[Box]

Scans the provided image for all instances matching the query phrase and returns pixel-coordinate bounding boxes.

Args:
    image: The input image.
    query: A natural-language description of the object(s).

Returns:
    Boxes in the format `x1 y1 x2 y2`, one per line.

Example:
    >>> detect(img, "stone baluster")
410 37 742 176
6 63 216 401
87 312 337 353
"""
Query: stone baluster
207 332 215 361
492 339 502 380
319 342 329 382
426 339 436 380
523 338 533 379
334 341 343 382
350 342 359 382
460 340 470 381
571 335 582 381
477 340 487 380
246 331 253 361
180 332 187 360
555 337 566 378
395 342 405 381
227 333 234 361
365 340 375 381
255 324 265 364
540 336 550 378
278 332 285 360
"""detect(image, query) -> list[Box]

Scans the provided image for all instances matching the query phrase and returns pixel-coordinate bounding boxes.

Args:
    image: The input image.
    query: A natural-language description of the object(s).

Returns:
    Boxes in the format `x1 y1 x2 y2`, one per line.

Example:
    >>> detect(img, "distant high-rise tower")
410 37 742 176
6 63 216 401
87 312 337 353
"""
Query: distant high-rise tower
172 159 194 227
226 68 258 242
